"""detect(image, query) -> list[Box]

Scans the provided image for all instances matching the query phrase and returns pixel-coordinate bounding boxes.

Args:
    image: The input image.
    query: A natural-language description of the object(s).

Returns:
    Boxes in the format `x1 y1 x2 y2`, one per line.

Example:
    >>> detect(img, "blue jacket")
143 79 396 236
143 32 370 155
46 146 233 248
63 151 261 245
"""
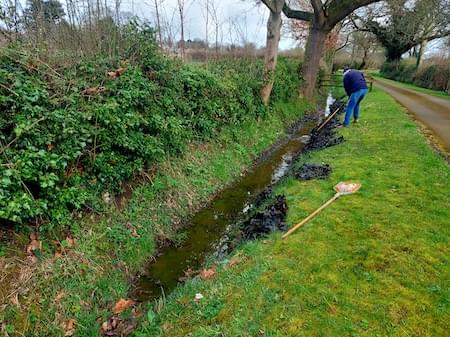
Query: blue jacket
343 70 368 96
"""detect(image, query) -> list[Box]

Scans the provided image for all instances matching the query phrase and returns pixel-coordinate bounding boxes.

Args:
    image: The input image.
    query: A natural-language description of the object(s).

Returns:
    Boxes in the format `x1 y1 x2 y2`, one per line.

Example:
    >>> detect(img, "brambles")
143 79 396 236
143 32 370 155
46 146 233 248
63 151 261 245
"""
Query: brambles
0 25 301 231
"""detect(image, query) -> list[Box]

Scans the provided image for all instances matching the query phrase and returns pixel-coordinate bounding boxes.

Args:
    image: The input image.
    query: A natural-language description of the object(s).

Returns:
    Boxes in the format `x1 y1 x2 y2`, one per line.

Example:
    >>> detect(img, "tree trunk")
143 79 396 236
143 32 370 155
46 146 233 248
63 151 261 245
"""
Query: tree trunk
301 27 329 100
154 0 163 47
416 41 426 69
261 10 282 105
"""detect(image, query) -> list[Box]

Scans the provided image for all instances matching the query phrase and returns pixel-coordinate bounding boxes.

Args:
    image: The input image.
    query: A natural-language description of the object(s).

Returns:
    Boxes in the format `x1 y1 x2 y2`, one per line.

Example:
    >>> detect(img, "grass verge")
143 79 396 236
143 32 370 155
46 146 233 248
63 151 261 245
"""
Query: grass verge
0 99 311 337
133 87 450 337
370 74 450 100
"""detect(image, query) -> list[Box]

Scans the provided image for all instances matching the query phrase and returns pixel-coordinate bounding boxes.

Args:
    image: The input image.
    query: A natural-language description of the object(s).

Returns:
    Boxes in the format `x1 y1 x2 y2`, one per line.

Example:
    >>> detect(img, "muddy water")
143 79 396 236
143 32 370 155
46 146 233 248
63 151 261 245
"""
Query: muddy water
132 113 325 301
374 79 450 153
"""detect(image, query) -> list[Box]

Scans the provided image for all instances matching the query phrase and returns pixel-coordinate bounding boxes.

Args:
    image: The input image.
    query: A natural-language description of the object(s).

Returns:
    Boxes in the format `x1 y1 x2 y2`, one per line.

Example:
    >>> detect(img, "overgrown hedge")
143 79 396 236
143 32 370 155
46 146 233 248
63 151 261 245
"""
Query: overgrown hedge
380 60 450 92
0 25 301 231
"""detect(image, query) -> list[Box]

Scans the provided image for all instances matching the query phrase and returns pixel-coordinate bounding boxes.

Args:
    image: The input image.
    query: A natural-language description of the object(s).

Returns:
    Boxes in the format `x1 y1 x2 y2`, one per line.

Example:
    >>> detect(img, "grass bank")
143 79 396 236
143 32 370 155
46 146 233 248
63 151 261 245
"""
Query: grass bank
0 99 311 336
134 87 450 337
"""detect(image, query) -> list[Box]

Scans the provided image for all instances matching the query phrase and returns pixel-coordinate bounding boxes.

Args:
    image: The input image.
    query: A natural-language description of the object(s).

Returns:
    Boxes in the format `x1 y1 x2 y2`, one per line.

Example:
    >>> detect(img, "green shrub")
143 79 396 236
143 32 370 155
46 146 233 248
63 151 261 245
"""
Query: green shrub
380 60 450 92
0 25 300 231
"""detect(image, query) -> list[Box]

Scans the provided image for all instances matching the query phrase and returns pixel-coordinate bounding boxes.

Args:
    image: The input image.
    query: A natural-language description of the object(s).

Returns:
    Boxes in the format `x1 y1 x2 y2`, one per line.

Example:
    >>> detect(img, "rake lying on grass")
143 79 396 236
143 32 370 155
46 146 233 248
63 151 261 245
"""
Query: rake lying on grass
282 182 361 239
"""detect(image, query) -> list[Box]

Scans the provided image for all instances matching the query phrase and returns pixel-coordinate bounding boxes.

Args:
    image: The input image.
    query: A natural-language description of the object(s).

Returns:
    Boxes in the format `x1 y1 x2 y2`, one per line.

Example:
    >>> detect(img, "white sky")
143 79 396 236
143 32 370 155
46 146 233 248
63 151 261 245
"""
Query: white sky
125 0 299 49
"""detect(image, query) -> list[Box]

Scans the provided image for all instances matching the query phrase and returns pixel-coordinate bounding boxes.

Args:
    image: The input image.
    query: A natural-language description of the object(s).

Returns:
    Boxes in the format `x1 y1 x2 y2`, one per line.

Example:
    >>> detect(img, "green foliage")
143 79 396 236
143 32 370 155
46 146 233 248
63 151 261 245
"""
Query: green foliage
0 25 300 231
380 60 450 92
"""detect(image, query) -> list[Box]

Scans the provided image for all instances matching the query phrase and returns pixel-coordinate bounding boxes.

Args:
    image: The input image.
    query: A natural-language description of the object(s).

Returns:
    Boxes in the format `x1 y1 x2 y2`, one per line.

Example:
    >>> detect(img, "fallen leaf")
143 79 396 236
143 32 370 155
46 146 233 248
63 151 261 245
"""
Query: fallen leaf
10 293 20 307
227 256 241 268
64 319 76 336
55 291 65 303
82 86 106 96
101 321 110 333
101 317 122 335
65 236 76 248
107 71 118 80
112 298 135 314
200 267 216 280
47 143 54 151
26 233 41 255
125 222 140 238
107 68 126 80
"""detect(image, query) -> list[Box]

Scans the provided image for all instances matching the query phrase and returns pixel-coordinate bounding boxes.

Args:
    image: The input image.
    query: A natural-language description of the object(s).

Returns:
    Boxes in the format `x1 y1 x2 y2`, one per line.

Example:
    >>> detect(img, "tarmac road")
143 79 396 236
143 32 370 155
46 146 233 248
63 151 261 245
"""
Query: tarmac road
373 78 450 153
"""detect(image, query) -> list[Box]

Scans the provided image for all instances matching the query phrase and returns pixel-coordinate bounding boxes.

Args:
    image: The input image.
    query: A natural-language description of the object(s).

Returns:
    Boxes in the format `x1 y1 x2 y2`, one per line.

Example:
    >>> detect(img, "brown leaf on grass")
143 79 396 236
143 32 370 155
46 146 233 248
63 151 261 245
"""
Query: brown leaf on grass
10 293 20 307
55 291 65 303
112 298 135 314
101 317 121 335
47 143 54 151
26 233 41 255
107 68 126 80
55 251 63 258
227 256 241 268
65 236 76 248
64 319 76 336
200 267 216 280
82 86 106 96
125 222 140 238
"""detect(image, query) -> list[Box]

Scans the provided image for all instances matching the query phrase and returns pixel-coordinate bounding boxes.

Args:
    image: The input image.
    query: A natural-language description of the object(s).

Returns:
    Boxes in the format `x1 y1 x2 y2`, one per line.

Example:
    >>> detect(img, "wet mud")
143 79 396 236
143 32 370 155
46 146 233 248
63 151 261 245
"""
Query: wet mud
240 195 288 240
294 163 332 181
306 102 345 151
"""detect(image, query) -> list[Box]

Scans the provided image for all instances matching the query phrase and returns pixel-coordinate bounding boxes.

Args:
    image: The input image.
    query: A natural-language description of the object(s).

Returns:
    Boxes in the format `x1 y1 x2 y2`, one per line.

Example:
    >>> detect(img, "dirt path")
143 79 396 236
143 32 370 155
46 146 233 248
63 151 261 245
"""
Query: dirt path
373 78 450 153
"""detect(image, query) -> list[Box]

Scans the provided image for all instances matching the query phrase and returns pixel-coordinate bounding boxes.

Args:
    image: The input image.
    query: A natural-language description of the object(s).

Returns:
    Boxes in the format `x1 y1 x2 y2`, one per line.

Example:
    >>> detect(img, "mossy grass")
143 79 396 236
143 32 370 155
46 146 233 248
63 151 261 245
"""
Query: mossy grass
134 88 450 337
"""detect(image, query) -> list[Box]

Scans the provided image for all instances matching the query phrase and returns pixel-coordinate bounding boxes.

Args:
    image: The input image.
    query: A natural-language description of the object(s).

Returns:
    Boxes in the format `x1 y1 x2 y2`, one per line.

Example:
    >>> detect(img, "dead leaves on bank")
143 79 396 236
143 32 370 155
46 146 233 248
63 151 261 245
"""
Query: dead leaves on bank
112 298 136 314
101 299 140 337
26 233 41 256
107 67 126 80
199 267 216 281
63 319 76 337
100 316 137 337
82 86 106 96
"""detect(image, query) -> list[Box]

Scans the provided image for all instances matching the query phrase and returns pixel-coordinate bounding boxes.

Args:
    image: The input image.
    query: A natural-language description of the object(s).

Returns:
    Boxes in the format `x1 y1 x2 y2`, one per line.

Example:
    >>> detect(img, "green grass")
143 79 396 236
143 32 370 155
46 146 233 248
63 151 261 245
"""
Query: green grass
370 74 450 99
0 100 312 336
134 88 450 337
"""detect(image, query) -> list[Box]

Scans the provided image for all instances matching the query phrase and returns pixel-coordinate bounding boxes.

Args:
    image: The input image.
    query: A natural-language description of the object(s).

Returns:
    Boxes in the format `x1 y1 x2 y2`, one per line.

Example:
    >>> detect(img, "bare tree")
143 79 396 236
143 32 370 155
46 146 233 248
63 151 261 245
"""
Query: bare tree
208 0 221 56
176 0 192 60
153 0 163 47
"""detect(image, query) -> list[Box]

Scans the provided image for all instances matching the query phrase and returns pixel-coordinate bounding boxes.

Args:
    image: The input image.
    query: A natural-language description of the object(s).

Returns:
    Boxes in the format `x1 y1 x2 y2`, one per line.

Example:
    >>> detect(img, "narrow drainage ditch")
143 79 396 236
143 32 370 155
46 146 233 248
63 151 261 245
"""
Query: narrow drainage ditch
131 99 345 302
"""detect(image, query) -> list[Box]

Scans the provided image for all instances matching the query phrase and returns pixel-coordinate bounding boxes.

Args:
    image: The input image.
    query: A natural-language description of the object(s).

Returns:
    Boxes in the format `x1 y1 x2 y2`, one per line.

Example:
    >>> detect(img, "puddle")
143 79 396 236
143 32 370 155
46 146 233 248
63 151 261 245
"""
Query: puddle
132 98 343 302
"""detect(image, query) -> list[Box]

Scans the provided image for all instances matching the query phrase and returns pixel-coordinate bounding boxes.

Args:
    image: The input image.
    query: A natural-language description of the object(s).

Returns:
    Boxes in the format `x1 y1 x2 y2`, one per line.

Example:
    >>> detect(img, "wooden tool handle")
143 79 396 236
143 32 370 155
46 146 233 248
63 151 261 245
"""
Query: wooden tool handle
317 104 344 131
282 194 339 239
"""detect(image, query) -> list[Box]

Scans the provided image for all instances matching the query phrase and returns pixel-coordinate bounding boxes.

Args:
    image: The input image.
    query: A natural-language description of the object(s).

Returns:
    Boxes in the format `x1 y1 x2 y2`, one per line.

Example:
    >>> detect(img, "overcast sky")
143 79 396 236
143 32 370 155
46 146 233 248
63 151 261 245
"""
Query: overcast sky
126 0 299 49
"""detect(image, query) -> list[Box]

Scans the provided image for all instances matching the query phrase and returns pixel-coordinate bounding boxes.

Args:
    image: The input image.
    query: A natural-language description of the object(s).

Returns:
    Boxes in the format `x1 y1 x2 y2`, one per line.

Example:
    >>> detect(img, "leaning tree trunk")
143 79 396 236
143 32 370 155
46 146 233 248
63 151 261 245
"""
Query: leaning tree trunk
261 10 282 105
301 27 329 100
416 41 426 69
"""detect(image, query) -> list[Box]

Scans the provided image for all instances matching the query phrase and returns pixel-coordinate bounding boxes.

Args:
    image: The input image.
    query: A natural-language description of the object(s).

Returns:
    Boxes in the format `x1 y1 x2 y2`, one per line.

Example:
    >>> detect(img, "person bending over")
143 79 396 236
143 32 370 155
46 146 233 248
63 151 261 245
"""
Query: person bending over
342 66 368 127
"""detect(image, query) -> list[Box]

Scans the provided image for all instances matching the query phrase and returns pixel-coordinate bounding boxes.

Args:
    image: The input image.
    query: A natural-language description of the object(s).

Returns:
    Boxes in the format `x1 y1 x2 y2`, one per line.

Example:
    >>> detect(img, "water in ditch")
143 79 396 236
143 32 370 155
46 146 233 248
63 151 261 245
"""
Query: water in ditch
132 98 337 302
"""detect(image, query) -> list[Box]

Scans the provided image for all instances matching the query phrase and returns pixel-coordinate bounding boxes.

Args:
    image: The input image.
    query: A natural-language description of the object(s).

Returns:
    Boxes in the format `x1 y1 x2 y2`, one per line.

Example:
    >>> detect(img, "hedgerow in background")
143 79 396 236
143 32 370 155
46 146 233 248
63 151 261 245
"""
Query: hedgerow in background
380 60 450 92
0 22 301 232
